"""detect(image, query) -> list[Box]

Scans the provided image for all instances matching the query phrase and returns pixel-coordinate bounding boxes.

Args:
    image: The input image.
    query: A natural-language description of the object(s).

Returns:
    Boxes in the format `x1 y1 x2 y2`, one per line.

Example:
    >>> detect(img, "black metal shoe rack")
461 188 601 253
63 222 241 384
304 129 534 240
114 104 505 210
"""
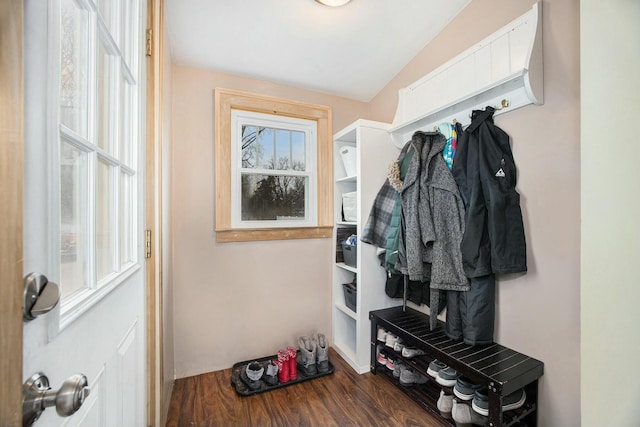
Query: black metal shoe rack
370 307 544 427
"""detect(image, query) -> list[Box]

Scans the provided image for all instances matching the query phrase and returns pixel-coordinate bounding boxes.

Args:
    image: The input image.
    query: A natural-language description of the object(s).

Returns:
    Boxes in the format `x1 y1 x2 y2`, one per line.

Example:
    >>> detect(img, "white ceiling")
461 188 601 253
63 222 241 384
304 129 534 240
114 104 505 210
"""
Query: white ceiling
164 0 470 102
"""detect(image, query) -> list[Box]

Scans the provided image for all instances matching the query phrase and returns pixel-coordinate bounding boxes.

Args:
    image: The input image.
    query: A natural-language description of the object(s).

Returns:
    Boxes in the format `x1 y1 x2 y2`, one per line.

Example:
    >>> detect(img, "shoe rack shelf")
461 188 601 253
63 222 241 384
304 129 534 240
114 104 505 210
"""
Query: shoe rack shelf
370 306 544 427
332 120 399 374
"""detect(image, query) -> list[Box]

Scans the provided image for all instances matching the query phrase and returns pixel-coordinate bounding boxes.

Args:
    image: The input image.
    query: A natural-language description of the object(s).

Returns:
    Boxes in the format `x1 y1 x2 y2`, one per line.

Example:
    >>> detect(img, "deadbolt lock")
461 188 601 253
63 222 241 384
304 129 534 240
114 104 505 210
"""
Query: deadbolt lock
23 273 60 321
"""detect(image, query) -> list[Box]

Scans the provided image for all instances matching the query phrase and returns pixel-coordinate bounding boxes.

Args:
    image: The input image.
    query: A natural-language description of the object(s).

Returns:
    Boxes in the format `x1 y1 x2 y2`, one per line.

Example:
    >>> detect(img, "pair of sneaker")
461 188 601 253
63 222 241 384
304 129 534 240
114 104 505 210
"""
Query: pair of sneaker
471 387 526 416
298 333 329 376
395 364 428 386
451 399 487 427
449 389 526 426
376 328 426 358
376 347 398 371
437 391 490 426
427 359 459 387
439 376 485 425
377 328 400 349
453 376 483 401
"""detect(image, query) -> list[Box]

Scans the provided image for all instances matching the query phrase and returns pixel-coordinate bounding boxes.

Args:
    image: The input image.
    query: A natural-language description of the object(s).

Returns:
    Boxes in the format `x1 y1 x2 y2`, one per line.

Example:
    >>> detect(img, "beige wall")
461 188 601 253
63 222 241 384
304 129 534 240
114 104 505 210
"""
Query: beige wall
581 1 640 426
369 1 581 426
170 67 368 376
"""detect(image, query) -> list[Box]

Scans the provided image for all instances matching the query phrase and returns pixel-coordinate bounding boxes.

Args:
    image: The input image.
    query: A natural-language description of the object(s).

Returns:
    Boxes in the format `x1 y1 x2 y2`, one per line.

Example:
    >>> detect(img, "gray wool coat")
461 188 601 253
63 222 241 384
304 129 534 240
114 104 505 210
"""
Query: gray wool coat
397 131 469 293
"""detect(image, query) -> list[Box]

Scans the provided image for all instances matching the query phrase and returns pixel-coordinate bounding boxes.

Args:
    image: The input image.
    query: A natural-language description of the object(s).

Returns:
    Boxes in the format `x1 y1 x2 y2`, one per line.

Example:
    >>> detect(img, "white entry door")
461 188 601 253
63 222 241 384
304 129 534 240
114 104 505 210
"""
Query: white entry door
23 0 146 425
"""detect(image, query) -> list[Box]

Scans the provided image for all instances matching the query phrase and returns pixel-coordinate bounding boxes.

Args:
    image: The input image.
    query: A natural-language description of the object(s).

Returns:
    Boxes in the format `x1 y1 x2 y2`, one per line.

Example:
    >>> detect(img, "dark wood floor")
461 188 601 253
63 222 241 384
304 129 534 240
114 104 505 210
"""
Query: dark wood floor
166 348 447 427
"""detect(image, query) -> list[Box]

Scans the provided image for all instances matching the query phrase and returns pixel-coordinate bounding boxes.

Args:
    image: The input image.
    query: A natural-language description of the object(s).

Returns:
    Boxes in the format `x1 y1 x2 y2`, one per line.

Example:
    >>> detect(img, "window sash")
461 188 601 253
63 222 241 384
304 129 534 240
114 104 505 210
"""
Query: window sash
230 110 317 229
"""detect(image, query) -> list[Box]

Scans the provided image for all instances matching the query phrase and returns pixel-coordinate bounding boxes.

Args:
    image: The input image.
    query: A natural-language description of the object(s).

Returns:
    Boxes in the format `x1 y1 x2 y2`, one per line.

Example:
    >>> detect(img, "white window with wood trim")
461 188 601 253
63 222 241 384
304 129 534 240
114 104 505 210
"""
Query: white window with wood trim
215 88 333 242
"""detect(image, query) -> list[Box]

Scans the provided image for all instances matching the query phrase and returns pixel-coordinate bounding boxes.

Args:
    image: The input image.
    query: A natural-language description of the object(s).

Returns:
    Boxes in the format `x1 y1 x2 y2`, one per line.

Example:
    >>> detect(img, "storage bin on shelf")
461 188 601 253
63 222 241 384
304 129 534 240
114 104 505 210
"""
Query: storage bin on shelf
339 146 357 176
342 191 357 222
341 237 357 268
342 282 357 312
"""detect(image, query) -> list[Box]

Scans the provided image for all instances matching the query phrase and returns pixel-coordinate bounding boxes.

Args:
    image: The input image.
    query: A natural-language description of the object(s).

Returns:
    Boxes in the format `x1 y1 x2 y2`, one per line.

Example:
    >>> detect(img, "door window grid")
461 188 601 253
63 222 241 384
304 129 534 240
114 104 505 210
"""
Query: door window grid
57 0 140 317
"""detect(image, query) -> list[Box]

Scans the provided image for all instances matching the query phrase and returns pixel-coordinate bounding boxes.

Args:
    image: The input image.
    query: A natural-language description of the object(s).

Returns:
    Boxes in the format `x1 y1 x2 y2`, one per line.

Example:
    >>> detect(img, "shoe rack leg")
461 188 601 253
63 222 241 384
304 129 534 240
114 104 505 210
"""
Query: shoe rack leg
487 387 504 427
369 314 378 374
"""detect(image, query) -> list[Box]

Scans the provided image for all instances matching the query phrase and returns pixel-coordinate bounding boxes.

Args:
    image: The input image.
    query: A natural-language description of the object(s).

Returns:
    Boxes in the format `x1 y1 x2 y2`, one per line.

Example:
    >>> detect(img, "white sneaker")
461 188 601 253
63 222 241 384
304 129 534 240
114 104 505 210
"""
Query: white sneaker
393 341 406 353
384 333 398 348
376 328 388 342
401 347 426 358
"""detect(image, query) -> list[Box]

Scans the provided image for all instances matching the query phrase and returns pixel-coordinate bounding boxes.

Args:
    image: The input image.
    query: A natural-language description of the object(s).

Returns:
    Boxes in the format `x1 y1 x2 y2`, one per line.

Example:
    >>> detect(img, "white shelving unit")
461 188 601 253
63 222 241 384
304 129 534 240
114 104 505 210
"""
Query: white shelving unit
332 119 399 374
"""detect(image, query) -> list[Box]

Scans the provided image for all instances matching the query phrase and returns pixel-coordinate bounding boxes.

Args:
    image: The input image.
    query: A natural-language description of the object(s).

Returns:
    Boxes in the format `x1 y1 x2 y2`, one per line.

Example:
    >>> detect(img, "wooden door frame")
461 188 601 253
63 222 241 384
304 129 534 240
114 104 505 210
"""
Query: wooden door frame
0 1 24 425
146 0 165 425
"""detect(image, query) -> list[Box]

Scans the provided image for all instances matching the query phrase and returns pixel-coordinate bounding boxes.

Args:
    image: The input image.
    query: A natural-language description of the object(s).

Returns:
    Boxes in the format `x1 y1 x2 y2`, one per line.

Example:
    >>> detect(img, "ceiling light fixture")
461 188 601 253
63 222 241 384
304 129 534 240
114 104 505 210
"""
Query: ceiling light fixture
315 0 352 7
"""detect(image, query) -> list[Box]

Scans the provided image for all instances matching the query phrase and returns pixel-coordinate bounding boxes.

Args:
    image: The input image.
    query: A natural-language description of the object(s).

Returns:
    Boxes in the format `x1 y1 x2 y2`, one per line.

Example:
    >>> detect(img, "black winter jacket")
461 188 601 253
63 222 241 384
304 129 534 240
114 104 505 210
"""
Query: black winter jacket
452 108 527 277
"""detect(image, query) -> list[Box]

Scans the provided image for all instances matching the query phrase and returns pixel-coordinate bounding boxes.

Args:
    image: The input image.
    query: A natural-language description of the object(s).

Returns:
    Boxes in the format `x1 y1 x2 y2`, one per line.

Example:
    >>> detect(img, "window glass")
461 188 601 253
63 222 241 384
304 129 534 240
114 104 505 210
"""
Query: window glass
119 71 132 165
256 127 274 169
96 159 115 281
59 0 89 137
97 36 115 153
241 174 307 221
292 131 306 170
275 129 290 170
119 171 133 266
232 110 316 228
59 139 88 296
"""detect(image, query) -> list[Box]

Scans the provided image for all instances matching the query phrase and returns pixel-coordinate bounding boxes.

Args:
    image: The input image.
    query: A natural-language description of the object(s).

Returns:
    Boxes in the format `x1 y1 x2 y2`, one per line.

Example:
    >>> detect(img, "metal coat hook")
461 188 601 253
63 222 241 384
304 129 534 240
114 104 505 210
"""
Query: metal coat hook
495 98 510 110
469 99 511 118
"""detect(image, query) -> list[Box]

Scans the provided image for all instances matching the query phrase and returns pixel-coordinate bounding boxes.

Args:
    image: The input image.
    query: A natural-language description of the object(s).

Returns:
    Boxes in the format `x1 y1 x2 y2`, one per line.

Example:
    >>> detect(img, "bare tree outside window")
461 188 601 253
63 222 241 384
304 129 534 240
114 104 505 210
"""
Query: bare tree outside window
240 125 307 221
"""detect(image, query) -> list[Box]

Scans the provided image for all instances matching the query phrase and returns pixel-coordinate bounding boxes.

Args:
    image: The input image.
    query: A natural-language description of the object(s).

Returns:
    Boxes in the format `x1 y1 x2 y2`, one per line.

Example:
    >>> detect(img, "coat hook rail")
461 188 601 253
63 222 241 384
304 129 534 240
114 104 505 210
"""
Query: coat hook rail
434 100 509 132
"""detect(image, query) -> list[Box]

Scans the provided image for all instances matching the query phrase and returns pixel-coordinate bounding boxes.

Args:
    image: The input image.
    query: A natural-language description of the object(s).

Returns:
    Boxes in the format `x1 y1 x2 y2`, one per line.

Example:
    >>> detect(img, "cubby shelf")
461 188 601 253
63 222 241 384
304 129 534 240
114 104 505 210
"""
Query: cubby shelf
331 120 399 374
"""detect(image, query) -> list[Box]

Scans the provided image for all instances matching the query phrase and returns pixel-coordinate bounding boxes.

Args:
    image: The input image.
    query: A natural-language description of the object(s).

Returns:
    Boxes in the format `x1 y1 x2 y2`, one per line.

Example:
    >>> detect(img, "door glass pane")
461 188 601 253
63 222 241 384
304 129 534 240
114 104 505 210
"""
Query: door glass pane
59 0 89 137
119 172 133 266
60 140 88 296
97 37 115 153
119 73 131 165
120 0 137 74
241 173 307 221
97 159 115 280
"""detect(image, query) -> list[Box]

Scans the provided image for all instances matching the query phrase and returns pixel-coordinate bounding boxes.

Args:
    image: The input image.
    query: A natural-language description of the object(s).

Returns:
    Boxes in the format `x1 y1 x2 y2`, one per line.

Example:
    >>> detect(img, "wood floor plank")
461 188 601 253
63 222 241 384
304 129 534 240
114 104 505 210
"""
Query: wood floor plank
167 348 447 427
